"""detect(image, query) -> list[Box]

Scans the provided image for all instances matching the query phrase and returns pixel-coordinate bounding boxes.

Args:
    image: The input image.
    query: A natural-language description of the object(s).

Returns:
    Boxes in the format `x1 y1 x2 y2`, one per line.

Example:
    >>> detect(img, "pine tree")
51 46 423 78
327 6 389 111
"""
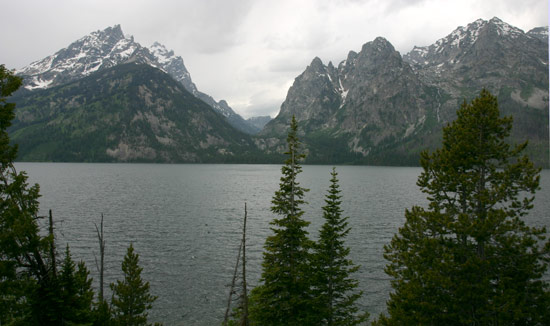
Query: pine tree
59 245 94 325
0 64 53 325
111 244 158 326
313 168 368 325
249 116 315 325
379 89 550 325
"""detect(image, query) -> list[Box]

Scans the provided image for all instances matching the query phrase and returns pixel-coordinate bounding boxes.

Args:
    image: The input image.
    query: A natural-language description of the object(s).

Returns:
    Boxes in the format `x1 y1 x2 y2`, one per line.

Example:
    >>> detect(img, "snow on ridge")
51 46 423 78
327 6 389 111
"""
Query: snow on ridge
16 25 199 107
150 42 173 65
490 17 524 37
24 76 54 90
434 18 484 51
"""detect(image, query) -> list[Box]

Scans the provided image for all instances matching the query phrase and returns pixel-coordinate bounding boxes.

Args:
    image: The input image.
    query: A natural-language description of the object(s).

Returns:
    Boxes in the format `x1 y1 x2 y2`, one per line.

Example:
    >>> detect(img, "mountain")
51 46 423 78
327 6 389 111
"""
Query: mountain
527 26 549 43
9 63 265 163
260 17 548 166
403 17 548 106
16 25 257 134
402 17 548 164
246 115 272 130
260 37 439 164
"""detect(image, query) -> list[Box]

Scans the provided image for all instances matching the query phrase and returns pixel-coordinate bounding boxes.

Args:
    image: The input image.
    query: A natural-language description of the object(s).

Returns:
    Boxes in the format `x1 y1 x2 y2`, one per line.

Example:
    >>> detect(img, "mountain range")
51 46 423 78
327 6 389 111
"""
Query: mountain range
8 18 549 166
261 17 548 166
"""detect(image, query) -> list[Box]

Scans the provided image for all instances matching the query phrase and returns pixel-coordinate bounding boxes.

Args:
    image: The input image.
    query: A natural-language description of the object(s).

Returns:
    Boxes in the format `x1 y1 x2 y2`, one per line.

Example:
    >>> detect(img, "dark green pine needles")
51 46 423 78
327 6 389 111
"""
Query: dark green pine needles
313 167 368 326
250 116 315 325
111 244 159 326
378 89 550 325
250 117 368 326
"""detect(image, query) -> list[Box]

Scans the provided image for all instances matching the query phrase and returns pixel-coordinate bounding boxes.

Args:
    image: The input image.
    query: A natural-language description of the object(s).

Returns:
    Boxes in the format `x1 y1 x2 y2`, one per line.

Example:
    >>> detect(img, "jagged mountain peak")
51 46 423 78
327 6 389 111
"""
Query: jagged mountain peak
486 16 525 37
17 25 149 90
93 24 125 40
403 17 534 69
16 25 198 98
306 57 327 73
527 26 549 43
310 56 324 66
15 25 258 134
150 42 173 57
363 37 395 52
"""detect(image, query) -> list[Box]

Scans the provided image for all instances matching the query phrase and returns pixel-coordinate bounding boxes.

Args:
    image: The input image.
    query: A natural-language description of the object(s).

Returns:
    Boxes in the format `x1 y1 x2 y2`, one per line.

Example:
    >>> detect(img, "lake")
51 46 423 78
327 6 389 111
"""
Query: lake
15 163 550 325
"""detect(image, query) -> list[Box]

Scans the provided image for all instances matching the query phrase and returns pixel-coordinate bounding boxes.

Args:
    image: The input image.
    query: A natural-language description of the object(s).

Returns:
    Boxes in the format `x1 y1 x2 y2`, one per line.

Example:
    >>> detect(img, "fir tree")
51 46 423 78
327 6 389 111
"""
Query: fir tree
0 64 53 325
313 168 368 325
379 89 550 325
111 244 158 326
59 245 94 325
249 116 314 325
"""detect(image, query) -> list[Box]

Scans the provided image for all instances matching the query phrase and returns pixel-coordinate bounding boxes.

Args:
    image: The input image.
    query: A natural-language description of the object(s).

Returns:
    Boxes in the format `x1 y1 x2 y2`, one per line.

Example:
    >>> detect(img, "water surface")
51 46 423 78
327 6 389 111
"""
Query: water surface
17 163 550 325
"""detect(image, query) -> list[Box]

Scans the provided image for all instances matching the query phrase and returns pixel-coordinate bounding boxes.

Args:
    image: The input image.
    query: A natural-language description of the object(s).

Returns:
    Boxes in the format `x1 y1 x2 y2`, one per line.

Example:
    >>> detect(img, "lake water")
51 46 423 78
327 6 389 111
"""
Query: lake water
15 163 550 325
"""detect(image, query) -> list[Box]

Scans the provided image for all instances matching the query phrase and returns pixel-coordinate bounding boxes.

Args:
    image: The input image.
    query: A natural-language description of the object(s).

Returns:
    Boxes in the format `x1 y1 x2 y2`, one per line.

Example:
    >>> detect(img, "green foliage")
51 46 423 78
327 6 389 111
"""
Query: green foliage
2 64 164 325
0 64 52 325
380 89 550 325
9 63 266 163
249 116 316 325
93 299 113 326
111 244 159 326
59 245 95 325
312 168 368 325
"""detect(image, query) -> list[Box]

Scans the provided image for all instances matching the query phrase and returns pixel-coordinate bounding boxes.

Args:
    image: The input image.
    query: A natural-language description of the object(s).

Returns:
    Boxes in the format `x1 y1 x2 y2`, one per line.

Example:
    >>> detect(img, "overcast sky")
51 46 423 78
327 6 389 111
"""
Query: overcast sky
1 0 548 118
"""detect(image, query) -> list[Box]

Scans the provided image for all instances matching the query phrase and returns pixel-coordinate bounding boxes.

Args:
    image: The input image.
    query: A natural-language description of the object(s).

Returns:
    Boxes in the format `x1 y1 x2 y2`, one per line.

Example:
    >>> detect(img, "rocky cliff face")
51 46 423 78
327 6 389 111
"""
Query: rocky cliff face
403 17 548 164
403 17 548 111
16 25 257 134
260 37 438 164
260 17 548 166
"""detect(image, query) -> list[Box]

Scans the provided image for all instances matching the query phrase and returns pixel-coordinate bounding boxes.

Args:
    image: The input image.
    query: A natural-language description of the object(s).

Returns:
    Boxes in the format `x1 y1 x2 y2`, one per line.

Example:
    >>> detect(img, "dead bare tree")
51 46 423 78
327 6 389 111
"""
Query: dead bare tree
223 203 249 326
48 209 57 278
94 213 106 302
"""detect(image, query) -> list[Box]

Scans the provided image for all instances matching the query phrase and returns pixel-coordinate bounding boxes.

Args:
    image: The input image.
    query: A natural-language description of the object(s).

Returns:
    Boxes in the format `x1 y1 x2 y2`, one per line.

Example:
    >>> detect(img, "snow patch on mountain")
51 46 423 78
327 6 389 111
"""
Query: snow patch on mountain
404 17 529 69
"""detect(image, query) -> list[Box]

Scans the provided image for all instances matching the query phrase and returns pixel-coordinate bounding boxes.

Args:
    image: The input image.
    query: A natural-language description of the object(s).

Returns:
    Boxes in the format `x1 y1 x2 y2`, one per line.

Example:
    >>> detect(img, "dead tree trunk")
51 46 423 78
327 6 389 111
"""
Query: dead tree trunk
223 203 250 326
94 213 106 302
240 203 249 326
223 230 243 325
48 209 56 278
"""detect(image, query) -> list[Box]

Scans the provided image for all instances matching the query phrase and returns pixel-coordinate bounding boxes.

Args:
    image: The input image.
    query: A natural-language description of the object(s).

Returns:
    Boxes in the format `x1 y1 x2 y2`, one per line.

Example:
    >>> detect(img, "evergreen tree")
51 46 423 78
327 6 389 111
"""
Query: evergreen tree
379 89 550 325
249 116 314 325
93 300 112 326
0 64 53 325
313 168 368 325
59 245 94 325
111 244 158 326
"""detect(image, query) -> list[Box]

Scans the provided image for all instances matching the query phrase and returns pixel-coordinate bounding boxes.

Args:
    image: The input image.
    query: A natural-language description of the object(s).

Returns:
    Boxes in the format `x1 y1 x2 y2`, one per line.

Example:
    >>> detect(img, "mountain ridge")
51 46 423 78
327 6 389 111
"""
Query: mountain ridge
10 62 267 162
260 17 548 166
15 25 259 134
8 17 549 166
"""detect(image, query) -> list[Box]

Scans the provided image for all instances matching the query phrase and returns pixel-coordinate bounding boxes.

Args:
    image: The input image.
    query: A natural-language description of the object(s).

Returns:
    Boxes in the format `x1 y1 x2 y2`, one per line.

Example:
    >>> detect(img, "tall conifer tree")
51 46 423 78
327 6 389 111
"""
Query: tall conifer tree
0 64 55 324
250 116 314 325
111 244 158 326
59 245 94 325
313 168 368 325
379 89 550 325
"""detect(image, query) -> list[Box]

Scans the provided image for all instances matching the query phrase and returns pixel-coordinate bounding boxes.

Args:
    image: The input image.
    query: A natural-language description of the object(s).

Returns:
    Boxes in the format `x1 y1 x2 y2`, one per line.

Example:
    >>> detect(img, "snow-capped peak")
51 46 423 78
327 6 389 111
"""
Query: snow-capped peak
488 17 524 37
17 25 144 89
16 25 200 95
14 25 249 131
150 42 175 65
404 17 529 69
